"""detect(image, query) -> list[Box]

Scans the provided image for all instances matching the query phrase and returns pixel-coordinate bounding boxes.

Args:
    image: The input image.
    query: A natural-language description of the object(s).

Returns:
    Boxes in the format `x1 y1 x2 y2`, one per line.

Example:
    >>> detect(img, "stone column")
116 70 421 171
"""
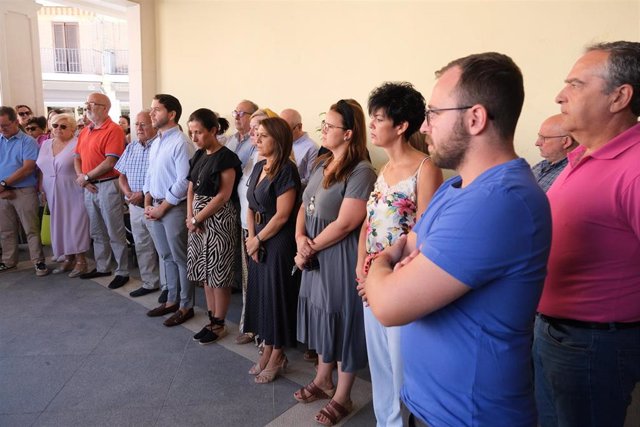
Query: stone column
0 0 44 114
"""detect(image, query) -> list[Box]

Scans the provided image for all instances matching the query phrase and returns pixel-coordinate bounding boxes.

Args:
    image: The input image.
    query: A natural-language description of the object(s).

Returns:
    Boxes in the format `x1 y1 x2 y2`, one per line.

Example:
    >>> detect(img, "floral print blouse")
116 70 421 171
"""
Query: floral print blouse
363 158 428 272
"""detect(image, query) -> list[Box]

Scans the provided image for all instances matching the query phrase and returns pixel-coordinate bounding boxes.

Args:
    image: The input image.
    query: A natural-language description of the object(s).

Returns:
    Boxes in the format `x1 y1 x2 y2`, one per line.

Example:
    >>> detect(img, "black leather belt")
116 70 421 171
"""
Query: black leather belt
539 313 640 331
93 176 117 184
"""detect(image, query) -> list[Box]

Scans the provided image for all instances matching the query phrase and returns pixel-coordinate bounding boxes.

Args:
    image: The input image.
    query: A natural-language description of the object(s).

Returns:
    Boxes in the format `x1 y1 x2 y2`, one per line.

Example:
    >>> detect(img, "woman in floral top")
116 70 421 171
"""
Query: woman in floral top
357 82 443 427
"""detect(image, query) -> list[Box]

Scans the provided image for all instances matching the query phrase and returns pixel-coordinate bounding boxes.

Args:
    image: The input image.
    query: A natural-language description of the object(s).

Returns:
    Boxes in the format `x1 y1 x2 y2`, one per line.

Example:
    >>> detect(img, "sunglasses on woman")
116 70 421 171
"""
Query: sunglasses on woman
51 123 68 130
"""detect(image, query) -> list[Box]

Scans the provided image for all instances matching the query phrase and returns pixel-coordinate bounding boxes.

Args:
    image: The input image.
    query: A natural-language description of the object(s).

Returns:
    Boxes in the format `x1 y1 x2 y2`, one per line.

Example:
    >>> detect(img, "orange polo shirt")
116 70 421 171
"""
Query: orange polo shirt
75 117 125 179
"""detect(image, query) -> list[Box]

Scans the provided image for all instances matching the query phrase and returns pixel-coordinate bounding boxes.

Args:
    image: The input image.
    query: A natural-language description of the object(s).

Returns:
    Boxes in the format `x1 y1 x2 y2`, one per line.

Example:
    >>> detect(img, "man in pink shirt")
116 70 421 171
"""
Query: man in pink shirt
533 41 640 427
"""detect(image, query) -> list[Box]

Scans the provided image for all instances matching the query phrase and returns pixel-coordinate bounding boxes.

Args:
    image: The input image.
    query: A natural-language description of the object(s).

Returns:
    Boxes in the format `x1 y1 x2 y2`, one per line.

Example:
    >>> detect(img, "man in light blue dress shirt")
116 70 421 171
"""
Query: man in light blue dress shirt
144 94 195 327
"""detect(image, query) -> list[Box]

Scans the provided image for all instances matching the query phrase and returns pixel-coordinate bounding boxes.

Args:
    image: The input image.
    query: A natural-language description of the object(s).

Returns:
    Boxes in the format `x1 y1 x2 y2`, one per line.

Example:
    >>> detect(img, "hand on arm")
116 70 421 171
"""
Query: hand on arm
365 235 470 327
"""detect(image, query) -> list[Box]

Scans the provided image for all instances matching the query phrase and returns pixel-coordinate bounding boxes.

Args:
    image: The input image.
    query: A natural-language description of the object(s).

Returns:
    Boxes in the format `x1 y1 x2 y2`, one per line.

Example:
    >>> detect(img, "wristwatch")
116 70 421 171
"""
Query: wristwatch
191 217 199 226
83 174 91 182
0 180 6 188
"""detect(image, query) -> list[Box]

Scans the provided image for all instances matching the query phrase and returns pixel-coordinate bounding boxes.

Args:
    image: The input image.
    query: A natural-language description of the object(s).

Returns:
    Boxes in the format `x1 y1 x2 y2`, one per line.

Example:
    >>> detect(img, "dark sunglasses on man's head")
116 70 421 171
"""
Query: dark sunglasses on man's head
18 111 32 117
25 126 39 132
51 123 68 130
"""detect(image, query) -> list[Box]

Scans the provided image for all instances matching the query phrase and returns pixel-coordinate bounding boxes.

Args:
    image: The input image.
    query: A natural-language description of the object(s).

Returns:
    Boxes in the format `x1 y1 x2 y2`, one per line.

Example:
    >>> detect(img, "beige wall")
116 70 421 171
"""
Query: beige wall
153 0 640 168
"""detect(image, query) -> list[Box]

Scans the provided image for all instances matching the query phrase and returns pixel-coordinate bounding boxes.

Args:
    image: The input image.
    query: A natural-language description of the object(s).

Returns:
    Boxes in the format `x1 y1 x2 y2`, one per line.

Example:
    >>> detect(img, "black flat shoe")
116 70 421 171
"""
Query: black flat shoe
79 269 112 279
129 287 159 297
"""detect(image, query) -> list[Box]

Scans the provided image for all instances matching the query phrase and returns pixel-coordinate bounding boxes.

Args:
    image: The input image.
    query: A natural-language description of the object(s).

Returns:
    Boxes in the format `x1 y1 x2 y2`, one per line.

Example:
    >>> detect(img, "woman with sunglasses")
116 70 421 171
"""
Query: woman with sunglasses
294 99 377 426
36 113 91 276
356 82 443 427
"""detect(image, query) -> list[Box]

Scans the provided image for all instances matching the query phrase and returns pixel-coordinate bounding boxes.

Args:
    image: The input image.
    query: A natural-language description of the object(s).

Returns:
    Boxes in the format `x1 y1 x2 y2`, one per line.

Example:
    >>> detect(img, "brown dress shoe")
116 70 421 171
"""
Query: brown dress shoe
146 304 179 317
163 308 194 327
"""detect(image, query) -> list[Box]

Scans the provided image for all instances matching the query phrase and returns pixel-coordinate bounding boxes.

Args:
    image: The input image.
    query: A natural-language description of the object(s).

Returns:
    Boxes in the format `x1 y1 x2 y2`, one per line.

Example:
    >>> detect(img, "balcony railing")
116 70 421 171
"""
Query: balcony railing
40 47 129 75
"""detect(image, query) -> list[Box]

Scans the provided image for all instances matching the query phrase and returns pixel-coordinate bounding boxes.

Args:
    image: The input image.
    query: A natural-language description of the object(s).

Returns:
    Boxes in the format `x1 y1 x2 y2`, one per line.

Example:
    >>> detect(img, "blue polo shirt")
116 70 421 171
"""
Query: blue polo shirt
0 130 39 188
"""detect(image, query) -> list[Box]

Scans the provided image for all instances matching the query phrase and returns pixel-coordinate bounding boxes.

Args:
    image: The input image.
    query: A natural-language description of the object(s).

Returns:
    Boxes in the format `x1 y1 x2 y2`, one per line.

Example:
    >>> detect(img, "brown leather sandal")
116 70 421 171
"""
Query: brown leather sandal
293 381 335 403
315 399 353 426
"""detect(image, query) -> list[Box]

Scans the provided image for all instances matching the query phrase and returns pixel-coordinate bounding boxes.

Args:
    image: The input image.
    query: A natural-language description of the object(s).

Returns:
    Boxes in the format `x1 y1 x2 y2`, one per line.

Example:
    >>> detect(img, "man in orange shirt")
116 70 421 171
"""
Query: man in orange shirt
74 93 129 289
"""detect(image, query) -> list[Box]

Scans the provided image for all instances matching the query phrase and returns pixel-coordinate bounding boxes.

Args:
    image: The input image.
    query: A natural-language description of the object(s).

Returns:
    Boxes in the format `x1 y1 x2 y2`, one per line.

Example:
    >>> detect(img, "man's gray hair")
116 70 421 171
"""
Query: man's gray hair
587 41 640 116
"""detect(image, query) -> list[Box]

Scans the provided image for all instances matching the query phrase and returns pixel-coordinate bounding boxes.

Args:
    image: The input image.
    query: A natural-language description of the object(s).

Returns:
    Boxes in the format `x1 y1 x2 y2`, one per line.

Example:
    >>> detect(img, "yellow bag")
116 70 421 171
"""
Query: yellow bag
41 203 51 246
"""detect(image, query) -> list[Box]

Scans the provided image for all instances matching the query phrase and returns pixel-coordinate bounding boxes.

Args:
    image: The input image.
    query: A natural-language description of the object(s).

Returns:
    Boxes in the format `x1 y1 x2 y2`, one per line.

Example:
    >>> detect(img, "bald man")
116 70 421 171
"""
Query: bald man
280 108 318 187
227 100 258 169
74 92 129 289
531 114 578 192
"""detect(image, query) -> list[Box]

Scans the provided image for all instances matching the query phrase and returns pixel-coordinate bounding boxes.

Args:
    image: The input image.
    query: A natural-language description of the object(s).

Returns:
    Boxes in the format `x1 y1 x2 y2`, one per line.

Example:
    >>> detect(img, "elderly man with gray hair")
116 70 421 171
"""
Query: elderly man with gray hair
74 92 129 289
115 109 166 298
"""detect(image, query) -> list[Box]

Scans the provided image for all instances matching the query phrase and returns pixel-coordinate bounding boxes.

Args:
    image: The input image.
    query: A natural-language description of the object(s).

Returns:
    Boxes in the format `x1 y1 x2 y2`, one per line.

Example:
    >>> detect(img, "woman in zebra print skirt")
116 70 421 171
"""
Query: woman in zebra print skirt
185 108 242 344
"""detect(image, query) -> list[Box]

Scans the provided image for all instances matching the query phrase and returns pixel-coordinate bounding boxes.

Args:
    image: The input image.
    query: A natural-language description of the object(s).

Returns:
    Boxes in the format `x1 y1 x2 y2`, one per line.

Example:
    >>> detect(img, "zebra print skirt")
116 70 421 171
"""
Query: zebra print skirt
187 194 238 288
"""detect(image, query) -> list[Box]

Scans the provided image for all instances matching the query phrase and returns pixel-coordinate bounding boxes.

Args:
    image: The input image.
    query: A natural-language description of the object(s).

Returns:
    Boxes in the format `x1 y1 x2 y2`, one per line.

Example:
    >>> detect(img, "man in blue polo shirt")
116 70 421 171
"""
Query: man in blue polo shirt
365 53 552 426
0 106 49 276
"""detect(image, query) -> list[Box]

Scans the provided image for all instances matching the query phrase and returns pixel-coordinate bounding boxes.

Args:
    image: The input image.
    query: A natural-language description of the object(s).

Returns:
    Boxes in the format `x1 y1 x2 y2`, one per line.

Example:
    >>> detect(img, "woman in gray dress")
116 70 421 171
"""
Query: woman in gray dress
294 99 377 426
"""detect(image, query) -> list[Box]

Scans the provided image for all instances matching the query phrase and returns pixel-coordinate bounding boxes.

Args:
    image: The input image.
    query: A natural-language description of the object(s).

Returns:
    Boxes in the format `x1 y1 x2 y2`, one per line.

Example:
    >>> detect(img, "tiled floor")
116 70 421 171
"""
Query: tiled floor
4 251 639 427
0 252 375 427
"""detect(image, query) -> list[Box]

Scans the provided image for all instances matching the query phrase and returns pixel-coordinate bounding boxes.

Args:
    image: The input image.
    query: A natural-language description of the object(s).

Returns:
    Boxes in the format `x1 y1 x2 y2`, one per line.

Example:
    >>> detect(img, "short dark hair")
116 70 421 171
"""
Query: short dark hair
587 41 640 116
437 52 524 139
27 116 47 130
368 82 426 141
119 114 130 125
153 94 182 123
188 108 230 136
259 117 293 179
0 106 17 121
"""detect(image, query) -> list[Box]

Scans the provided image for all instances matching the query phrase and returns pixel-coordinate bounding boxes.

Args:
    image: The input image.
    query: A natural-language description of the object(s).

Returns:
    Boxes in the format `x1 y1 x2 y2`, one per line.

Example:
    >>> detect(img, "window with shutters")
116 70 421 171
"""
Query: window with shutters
52 22 80 73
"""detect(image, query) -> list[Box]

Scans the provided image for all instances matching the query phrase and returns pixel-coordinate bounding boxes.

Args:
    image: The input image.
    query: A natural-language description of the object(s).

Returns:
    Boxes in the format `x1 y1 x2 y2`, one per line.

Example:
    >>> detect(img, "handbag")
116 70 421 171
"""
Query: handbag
41 203 51 246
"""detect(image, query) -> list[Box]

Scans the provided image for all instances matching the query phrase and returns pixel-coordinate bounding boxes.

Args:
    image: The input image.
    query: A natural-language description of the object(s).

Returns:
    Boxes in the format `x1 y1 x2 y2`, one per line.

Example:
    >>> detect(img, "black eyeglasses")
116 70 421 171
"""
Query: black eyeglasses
18 111 32 117
424 106 473 127
51 123 68 130
25 126 39 132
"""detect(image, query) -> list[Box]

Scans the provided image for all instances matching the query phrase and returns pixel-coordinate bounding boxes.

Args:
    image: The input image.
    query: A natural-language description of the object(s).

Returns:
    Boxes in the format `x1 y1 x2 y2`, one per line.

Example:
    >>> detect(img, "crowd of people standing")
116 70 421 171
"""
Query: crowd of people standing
1 39 639 427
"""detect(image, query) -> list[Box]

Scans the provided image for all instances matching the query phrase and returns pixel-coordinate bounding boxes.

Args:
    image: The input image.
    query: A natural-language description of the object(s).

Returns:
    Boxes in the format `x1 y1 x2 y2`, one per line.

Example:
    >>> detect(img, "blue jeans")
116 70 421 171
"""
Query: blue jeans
533 315 640 427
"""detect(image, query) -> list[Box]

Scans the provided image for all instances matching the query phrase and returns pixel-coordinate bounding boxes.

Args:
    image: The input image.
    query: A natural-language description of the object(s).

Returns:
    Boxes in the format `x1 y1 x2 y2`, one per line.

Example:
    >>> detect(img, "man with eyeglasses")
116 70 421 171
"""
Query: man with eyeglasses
531 114 578 192
115 109 166 299
0 106 49 276
226 100 258 169
281 108 318 188
15 105 34 129
534 41 640 427
364 53 551 426
74 92 130 290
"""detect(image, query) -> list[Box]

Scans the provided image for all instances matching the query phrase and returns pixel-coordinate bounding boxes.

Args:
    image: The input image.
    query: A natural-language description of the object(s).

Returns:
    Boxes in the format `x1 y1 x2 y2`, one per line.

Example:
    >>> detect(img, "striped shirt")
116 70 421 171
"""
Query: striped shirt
531 157 568 192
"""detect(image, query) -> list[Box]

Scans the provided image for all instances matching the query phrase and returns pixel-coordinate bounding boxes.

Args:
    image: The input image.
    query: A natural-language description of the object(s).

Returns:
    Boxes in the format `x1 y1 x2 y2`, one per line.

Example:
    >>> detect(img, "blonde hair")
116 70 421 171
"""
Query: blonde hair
52 113 77 132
